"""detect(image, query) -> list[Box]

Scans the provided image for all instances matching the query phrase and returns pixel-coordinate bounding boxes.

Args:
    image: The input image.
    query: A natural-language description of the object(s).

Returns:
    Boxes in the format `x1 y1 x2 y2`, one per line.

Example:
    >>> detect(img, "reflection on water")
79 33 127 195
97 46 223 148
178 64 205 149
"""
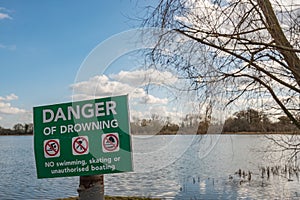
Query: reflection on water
0 136 78 200
0 135 300 199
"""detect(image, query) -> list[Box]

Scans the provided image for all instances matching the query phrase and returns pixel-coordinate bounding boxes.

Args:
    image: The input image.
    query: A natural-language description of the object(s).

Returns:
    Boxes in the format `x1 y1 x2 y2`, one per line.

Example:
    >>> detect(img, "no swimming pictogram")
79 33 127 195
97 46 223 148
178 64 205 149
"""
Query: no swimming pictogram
44 139 60 158
102 133 119 153
72 136 89 155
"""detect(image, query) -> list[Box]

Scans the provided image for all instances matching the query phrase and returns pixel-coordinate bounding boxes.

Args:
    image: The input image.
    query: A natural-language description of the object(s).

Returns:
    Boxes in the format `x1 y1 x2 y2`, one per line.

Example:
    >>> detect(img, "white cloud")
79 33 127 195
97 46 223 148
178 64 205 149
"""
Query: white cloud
0 94 25 115
270 0 300 10
0 44 16 51
0 7 12 20
0 13 11 20
138 94 168 104
71 69 178 102
130 104 185 124
71 69 185 123
0 12 12 20
71 69 226 125
0 94 31 128
71 74 146 100
110 69 178 87
0 7 8 11
175 0 300 54
148 105 185 124
0 93 18 101
6 93 18 101
0 102 25 114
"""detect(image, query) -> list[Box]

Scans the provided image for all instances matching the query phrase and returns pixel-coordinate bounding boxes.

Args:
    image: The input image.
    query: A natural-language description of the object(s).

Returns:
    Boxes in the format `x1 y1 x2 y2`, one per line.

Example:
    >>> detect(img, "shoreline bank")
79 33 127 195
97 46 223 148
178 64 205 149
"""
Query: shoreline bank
1 131 300 136
57 196 161 200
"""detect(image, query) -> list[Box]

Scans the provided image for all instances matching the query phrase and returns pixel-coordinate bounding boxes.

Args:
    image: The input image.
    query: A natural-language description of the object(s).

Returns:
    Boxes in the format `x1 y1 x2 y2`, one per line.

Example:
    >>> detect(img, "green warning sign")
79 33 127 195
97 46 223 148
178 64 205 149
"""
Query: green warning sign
33 95 133 178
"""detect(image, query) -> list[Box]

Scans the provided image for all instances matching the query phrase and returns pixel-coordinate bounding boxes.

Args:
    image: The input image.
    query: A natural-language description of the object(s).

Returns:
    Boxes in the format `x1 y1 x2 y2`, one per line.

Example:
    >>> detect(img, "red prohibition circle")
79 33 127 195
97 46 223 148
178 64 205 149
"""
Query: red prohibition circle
73 137 88 154
44 140 60 156
103 134 119 151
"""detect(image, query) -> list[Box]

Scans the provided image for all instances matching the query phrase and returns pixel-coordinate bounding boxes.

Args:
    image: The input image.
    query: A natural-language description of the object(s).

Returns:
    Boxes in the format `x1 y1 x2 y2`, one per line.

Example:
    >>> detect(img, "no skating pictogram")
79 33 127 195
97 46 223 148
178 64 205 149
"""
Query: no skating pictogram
44 139 60 158
102 133 119 153
72 136 89 155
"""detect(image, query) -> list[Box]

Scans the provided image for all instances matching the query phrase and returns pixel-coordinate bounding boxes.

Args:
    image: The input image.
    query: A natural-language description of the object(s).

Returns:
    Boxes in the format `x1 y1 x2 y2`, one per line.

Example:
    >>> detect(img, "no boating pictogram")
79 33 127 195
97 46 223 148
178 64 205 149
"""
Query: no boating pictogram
72 136 89 155
44 139 60 158
102 133 119 153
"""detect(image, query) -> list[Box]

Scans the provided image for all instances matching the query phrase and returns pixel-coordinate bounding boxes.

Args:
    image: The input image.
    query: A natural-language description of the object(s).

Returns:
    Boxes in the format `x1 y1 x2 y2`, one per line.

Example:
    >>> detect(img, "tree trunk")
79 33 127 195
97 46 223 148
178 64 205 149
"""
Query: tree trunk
77 175 104 200
257 0 300 86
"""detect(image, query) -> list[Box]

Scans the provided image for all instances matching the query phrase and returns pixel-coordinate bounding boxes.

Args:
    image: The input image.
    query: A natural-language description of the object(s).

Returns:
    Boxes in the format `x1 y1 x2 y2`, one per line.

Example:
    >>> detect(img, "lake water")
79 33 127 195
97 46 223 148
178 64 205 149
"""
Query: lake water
1 135 300 199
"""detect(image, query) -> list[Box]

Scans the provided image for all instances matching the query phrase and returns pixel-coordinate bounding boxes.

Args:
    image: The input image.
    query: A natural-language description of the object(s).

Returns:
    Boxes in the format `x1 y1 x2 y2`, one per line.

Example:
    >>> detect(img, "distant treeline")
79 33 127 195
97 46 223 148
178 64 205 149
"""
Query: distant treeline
0 123 33 135
222 108 299 133
1 108 299 136
131 108 300 135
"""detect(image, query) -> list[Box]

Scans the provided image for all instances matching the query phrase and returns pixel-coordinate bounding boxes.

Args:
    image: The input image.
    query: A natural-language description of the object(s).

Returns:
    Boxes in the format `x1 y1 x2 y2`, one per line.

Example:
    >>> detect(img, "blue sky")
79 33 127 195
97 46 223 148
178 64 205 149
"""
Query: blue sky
0 1 232 130
0 1 162 128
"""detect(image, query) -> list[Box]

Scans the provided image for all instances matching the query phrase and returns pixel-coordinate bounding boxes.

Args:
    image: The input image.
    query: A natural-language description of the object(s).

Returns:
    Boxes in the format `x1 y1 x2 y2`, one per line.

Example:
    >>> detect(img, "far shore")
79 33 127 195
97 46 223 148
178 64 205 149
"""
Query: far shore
1 131 300 136
57 196 161 200
222 131 300 135
0 133 33 136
